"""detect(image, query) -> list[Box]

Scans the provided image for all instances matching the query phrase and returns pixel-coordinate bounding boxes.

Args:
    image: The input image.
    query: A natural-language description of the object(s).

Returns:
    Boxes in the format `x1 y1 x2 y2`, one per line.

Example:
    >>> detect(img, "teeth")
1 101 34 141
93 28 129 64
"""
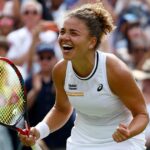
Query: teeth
62 44 73 51
62 44 72 48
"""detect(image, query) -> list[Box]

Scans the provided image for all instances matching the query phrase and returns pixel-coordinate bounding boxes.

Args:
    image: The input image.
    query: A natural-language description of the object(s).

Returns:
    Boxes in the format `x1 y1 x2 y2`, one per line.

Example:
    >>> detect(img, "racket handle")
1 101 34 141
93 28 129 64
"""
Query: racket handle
31 143 42 150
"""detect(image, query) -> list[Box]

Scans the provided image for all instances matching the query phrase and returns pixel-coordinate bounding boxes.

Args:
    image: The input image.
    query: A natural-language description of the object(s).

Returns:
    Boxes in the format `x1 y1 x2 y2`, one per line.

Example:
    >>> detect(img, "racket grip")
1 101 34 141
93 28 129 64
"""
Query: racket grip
31 143 42 150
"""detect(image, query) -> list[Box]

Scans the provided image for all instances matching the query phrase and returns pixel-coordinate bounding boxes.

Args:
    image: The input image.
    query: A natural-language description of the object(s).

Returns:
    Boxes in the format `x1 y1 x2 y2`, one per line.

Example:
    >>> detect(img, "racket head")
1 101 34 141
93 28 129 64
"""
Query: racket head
0 57 29 132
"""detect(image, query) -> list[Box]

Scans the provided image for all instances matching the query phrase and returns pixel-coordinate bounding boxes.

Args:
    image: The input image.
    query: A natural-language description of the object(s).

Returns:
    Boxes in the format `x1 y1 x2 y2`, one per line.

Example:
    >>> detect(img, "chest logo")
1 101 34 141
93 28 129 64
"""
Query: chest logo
97 84 103 92
68 84 77 90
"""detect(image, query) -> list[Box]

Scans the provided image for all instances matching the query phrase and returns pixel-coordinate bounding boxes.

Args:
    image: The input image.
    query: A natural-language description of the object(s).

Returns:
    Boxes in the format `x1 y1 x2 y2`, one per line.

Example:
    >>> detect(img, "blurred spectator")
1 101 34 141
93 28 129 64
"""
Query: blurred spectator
0 15 15 36
102 0 119 23
6 0 58 80
0 0 14 17
0 36 10 56
132 59 150 150
113 13 141 49
113 13 149 68
128 37 149 69
20 43 75 150
65 0 79 8
125 0 150 27
0 36 13 150
37 0 53 20
42 0 68 28
0 0 22 29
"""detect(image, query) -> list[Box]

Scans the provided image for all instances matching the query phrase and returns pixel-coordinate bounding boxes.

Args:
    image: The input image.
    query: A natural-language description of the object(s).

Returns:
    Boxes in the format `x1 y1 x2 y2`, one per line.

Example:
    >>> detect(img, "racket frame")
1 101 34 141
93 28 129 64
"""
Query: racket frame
0 57 30 135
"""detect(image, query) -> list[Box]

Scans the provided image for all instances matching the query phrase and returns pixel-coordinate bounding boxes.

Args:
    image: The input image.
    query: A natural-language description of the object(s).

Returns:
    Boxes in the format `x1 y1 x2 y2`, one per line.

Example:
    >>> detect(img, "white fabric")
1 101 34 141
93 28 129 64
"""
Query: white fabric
145 104 150 142
64 51 146 150
0 1 13 16
7 27 57 59
35 122 50 140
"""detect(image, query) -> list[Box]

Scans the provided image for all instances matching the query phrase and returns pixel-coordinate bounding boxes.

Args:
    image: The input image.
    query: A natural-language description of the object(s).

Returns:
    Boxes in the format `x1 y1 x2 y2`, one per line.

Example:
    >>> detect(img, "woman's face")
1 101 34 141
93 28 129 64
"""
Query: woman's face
127 26 142 40
58 17 95 60
0 16 14 36
22 5 41 28
38 52 57 73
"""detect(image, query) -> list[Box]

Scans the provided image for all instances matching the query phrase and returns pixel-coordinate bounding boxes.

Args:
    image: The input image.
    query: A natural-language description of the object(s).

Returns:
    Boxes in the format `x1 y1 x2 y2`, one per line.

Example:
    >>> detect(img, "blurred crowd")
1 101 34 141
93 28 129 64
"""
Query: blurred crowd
0 0 150 150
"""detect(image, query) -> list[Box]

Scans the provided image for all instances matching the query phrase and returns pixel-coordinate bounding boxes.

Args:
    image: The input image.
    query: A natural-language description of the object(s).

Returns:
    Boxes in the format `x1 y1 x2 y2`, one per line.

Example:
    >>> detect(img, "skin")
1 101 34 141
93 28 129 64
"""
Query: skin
107 54 149 142
21 5 42 30
19 16 149 146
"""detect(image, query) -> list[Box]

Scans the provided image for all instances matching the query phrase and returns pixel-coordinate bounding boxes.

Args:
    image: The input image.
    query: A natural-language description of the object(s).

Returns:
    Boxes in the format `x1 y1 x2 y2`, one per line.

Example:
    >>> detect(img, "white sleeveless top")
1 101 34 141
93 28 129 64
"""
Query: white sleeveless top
64 51 146 150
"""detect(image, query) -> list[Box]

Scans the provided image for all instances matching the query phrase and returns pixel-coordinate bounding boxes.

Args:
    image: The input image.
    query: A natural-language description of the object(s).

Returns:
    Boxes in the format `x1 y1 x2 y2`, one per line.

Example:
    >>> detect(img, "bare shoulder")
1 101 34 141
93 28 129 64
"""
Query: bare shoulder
52 59 68 85
52 59 73 114
106 53 131 76
106 53 135 95
106 53 132 81
105 53 148 119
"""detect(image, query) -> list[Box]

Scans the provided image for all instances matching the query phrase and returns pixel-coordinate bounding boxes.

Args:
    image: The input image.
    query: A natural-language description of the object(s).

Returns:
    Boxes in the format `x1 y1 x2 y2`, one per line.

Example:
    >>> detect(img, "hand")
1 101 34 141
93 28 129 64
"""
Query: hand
112 123 131 142
31 24 42 42
18 127 40 147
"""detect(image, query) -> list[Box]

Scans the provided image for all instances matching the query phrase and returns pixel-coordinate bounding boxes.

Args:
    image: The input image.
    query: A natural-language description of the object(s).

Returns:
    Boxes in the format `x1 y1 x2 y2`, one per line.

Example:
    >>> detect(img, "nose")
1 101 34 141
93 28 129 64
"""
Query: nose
59 33 71 41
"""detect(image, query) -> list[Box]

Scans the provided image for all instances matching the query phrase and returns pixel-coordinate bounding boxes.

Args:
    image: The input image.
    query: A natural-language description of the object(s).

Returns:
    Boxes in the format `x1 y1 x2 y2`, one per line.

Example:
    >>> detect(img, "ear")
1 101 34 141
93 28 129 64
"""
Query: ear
89 37 97 49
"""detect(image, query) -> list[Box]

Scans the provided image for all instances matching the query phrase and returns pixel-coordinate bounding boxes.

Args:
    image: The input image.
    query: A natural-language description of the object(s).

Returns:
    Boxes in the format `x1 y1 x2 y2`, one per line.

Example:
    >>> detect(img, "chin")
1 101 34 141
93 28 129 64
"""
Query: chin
62 52 74 60
63 55 72 61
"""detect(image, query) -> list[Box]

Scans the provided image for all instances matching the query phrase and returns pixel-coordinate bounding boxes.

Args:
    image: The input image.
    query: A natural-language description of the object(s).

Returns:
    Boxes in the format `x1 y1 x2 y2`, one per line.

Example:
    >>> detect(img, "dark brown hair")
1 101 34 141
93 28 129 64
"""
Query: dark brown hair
66 2 115 49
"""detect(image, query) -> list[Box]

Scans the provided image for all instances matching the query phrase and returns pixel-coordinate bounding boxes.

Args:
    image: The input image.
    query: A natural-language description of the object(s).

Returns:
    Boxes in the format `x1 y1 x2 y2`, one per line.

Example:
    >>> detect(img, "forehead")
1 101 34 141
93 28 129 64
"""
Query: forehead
62 16 88 31
25 5 37 10
21 2 42 13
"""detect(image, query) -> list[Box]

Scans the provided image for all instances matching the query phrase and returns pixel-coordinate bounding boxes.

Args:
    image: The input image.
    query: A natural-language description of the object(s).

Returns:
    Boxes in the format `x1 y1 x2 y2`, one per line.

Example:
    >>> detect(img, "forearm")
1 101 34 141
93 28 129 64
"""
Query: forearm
13 0 21 20
43 105 73 133
129 113 149 137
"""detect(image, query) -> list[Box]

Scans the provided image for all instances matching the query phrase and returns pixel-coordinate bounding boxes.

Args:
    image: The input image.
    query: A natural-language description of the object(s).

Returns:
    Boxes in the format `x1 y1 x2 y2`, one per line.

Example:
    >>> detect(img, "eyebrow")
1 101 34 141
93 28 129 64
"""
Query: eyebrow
61 28 81 34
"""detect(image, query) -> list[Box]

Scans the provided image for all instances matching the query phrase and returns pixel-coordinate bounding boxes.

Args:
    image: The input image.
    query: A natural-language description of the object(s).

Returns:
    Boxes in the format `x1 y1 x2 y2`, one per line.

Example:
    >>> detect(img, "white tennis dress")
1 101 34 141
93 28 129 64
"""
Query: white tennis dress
64 51 146 150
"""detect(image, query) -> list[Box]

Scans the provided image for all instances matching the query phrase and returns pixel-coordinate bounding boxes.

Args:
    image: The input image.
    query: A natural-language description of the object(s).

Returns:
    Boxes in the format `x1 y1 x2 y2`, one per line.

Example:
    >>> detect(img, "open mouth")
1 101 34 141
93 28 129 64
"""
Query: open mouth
62 44 73 51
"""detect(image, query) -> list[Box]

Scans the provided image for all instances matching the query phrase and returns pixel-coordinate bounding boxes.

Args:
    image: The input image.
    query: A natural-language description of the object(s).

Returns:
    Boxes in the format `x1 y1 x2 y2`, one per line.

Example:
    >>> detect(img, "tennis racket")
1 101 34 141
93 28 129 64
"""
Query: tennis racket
0 57 42 150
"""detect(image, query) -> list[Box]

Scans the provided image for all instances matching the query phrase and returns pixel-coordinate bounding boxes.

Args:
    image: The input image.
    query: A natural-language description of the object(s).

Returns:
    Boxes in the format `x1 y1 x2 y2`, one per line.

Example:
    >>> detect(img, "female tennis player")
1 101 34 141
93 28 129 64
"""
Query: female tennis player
19 2 149 150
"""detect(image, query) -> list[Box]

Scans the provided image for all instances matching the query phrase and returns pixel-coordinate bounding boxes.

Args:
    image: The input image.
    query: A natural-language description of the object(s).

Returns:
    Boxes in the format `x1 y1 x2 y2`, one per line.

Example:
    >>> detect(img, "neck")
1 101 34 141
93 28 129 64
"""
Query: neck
26 24 36 31
72 51 95 77
41 70 51 76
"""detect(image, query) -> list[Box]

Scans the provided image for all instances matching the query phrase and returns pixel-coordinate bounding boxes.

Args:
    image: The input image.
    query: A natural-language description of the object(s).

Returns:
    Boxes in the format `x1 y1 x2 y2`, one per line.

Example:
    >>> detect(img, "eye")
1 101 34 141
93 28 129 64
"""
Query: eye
59 29 65 35
70 32 78 36
70 31 79 36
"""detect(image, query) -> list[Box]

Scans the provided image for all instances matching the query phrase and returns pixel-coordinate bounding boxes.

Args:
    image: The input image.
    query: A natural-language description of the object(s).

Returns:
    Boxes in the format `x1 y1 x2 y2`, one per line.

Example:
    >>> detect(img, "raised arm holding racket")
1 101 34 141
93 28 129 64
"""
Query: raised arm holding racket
0 57 42 150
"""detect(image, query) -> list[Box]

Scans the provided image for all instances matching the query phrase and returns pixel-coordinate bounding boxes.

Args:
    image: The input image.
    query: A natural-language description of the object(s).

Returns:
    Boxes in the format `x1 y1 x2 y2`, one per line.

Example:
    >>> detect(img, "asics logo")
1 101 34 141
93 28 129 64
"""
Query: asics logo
97 84 103 92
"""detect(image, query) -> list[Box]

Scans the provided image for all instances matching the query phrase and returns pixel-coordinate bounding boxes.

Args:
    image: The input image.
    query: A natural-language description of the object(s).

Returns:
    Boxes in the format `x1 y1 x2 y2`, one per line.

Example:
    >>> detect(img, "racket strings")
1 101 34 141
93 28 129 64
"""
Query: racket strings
0 61 25 125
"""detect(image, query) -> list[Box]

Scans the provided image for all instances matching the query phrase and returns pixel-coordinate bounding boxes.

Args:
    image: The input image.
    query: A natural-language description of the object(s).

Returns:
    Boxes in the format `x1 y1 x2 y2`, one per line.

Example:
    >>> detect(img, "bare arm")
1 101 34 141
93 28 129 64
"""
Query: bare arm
18 60 73 146
107 54 149 142
43 60 73 132
13 0 21 20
